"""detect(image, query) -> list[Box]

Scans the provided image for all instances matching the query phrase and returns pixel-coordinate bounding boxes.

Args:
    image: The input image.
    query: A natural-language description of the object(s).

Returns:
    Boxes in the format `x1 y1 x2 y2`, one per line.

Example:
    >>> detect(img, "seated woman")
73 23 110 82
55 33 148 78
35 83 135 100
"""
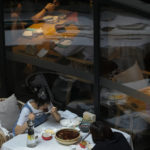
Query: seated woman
13 87 61 136
90 121 132 150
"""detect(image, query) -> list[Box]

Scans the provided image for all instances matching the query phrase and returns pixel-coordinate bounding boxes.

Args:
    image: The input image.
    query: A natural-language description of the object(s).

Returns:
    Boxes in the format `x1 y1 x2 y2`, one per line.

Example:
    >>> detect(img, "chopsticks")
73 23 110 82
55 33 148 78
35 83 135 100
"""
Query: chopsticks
77 132 90 144
25 111 50 117
81 132 90 142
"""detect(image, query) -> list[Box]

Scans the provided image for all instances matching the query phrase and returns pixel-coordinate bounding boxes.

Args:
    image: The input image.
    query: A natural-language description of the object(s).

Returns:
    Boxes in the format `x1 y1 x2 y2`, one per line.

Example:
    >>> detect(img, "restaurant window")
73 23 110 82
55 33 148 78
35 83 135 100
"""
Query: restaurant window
100 2 150 150
3 0 94 115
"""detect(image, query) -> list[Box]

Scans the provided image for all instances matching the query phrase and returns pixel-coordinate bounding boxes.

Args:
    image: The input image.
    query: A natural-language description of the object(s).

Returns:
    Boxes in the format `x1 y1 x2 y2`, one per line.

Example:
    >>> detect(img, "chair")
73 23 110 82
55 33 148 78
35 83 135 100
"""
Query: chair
0 129 7 148
0 98 25 112
0 97 25 148
112 61 144 83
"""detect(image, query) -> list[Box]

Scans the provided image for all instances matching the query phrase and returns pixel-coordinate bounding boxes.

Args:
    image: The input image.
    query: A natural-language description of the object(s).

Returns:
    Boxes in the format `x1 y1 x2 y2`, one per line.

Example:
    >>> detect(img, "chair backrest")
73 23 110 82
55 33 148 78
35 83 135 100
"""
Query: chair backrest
0 129 7 148
113 61 144 83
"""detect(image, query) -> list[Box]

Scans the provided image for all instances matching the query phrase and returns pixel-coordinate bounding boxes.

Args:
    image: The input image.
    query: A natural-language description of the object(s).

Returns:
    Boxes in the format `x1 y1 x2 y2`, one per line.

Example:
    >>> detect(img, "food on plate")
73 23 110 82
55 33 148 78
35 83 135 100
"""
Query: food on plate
80 140 87 148
22 31 33 37
83 112 96 123
57 40 72 48
56 129 79 140
44 129 55 135
43 16 58 23
43 16 53 20
108 94 126 100
42 132 52 140
60 40 72 46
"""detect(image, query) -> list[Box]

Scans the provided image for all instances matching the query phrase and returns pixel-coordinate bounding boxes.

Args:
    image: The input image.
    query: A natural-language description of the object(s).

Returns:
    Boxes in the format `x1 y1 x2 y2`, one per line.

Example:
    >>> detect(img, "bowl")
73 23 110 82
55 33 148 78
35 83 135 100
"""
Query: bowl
60 118 81 127
55 128 80 145
42 132 52 141
80 141 87 148
79 122 90 133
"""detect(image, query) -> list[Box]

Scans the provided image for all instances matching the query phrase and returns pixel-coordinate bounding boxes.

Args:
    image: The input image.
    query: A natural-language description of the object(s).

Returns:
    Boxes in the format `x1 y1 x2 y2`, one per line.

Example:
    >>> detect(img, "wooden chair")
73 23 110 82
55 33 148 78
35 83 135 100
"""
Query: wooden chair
0 129 7 148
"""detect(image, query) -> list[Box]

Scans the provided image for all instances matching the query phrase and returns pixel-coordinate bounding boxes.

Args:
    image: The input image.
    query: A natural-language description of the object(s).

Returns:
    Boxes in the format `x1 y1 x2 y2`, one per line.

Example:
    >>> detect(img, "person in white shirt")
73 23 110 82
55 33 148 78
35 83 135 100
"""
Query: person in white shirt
13 89 60 136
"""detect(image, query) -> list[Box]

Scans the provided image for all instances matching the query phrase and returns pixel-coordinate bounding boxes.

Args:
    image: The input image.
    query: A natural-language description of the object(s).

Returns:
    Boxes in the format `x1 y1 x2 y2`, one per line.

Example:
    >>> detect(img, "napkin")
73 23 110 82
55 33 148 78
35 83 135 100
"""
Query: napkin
59 110 78 119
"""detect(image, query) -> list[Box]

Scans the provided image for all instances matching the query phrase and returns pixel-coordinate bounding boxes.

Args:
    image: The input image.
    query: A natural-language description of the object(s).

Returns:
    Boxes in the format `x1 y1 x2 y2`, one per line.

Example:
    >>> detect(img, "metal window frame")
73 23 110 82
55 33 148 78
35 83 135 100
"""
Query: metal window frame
93 0 100 120
0 0 7 97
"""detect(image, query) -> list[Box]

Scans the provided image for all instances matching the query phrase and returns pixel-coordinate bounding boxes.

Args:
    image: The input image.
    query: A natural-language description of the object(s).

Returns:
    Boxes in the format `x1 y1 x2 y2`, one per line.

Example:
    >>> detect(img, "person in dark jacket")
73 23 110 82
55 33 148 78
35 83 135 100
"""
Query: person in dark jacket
90 121 132 150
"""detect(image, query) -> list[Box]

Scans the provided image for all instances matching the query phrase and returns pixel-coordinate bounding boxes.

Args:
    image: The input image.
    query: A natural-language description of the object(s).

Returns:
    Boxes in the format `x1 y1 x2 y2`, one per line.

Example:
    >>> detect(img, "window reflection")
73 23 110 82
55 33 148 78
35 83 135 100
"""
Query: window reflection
100 5 150 150
4 0 93 75
4 0 94 117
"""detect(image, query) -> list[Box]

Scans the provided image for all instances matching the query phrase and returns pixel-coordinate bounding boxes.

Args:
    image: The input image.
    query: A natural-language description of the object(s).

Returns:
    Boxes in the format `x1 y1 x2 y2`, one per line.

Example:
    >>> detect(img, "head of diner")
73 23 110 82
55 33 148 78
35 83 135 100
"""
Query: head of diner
90 121 132 150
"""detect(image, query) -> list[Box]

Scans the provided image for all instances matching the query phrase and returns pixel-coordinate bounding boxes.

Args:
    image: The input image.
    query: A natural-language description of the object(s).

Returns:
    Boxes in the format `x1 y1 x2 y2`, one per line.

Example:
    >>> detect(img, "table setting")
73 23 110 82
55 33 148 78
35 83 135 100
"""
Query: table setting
1 110 95 150
1 108 134 150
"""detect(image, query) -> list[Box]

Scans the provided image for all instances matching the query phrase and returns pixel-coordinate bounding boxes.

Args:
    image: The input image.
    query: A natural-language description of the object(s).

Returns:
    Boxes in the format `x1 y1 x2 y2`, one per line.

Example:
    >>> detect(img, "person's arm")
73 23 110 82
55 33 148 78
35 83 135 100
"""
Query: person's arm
15 112 35 135
15 122 28 135
31 3 55 23
50 107 61 122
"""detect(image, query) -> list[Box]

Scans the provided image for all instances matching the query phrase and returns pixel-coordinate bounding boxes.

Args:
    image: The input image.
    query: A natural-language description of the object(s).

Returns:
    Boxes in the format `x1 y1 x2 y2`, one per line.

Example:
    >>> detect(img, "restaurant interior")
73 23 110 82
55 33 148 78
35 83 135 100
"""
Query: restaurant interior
1 0 150 150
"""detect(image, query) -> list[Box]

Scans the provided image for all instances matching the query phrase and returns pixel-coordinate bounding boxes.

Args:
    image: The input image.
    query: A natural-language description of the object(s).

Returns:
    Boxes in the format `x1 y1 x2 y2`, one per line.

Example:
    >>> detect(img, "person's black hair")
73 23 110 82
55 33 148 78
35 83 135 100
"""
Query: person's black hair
90 121 113 142
30 86 50 108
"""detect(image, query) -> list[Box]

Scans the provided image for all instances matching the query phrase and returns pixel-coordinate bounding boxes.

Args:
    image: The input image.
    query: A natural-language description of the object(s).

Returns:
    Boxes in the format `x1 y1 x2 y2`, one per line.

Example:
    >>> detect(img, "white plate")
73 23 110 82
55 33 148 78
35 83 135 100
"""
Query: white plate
60 118 82 127
22 31 33 37
60 40 72 46
108 93 127 100
43 16 58 23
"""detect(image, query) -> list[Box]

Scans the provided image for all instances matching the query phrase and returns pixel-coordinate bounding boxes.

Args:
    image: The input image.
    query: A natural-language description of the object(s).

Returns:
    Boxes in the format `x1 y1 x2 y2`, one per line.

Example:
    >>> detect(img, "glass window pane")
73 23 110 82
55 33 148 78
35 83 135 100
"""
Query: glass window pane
101 4 150 150
4 0 93 76
3 0 94 116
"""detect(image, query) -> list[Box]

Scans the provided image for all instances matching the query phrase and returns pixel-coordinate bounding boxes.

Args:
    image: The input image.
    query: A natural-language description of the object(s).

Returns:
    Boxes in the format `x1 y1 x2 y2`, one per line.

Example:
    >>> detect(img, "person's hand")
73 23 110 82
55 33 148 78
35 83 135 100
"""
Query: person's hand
51 107 57 114
50 106 60 122
45 3 55 12
28 113 35 120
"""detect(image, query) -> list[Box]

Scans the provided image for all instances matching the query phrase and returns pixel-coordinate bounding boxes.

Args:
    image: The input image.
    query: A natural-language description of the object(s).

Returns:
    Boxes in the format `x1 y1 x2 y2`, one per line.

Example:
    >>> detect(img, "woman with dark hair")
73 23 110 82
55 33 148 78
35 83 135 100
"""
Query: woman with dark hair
12 87 60 136
90 121 132 150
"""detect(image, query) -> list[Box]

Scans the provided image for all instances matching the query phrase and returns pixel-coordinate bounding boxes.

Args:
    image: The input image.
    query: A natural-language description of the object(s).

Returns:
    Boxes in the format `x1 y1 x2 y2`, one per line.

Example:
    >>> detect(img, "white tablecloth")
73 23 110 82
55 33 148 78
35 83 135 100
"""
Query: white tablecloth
1 115 94 150
1 114 134 150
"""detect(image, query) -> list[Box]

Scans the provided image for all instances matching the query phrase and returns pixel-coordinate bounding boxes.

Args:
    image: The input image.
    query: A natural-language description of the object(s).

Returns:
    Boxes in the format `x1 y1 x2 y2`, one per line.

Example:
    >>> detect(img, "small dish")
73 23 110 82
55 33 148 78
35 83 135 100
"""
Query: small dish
79 122 90 133
22 31 33 37
80 141 87 148
42 132 52 141
43 16 58 23
44 129 55 135
108 94 127 100
57 40 72 48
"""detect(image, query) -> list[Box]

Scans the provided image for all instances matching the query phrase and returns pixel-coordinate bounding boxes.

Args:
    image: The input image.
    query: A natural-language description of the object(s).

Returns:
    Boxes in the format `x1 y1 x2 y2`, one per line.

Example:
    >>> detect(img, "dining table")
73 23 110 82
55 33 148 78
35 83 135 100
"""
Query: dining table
1 110 134 150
